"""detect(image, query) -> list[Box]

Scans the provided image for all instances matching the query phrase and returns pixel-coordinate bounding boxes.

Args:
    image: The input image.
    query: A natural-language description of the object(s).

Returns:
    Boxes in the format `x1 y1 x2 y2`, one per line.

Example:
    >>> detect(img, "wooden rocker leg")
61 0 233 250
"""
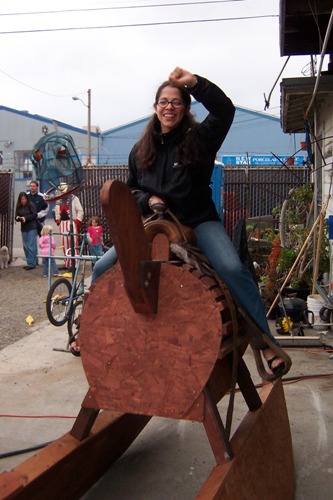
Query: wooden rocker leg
234 356 262 411
71 389 100 441
203 386 233 464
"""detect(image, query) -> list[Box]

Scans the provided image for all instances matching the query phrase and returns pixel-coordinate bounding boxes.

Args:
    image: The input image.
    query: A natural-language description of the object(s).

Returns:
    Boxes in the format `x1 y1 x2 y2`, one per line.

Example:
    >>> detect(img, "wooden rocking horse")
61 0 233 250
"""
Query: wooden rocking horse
0 180 294 499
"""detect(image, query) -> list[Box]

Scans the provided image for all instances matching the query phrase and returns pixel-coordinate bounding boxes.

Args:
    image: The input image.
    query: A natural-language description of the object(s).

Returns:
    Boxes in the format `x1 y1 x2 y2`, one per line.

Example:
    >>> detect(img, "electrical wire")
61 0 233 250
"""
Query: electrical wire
0 414 76 419
0 14 278 36
264 56 290 110
0 1 246 17
0 442 52 460
305 8 333 118
0 68 73 97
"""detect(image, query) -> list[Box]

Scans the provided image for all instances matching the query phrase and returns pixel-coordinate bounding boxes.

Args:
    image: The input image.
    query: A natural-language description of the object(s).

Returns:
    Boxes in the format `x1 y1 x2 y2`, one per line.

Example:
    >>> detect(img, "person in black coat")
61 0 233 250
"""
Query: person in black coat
15 192 38 270
27 180 49 225
26 180 49 263
91 67 285 375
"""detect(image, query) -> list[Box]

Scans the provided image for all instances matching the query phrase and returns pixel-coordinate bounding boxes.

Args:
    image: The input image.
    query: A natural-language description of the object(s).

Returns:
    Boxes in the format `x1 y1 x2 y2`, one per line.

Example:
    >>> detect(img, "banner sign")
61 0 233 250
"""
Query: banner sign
221 155 305 166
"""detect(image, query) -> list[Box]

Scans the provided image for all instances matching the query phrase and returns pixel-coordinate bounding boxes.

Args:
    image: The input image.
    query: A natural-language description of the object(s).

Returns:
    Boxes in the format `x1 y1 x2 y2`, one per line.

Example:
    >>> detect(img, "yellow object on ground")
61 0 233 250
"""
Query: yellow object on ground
25 315 35 326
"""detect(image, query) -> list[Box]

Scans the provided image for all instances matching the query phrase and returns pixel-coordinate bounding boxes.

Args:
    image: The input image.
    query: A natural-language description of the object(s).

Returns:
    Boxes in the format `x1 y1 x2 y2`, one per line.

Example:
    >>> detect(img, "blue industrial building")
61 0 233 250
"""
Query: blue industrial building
99 102 306 166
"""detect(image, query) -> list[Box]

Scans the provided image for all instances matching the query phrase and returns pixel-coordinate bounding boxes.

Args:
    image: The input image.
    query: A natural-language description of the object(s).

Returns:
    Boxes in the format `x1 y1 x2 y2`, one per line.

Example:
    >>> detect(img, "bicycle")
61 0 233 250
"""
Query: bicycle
45 233 89 334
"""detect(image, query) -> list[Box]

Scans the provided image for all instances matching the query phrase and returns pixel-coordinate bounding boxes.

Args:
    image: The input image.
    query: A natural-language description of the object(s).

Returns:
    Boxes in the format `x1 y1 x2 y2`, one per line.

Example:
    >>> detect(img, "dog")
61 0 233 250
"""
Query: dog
0 246 9 269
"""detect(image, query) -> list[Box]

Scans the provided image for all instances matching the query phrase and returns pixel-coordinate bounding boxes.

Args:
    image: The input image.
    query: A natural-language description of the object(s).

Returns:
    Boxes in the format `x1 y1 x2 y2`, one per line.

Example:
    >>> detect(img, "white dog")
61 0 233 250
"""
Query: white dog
0 246 9 269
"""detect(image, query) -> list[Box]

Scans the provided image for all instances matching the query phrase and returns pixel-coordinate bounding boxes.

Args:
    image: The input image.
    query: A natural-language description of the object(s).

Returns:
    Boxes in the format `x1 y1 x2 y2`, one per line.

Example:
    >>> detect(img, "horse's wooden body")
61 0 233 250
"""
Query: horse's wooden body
0 180 294 499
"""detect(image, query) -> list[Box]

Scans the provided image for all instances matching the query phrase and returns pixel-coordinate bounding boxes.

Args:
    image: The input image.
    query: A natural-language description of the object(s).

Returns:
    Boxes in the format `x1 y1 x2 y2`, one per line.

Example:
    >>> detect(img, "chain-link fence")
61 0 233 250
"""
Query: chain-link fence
77 165 311 246
223 167 311 235
0 171 15 261
80 166 128 247
1 165 311 261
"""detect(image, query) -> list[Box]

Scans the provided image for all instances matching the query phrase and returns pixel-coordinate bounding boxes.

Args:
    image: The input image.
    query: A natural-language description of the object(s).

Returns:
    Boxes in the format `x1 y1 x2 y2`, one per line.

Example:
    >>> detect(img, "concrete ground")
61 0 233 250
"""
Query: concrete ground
1 227 333 498
1 319 333 499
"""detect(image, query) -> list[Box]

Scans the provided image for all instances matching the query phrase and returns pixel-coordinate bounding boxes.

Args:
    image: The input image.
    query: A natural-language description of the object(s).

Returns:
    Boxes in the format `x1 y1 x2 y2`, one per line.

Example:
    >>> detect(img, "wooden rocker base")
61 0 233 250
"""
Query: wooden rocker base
0 380 294 499
0 411 151 500
197 380 294 499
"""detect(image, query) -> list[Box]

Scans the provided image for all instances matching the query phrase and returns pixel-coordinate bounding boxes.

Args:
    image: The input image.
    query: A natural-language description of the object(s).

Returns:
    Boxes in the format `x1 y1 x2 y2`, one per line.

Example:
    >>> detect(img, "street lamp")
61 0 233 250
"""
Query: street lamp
72 89 91 165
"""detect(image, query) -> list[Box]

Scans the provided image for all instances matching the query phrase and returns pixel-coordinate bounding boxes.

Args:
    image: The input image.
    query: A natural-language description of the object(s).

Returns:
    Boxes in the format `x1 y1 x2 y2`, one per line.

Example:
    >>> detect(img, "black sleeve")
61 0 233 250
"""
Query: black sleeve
189 74 235 152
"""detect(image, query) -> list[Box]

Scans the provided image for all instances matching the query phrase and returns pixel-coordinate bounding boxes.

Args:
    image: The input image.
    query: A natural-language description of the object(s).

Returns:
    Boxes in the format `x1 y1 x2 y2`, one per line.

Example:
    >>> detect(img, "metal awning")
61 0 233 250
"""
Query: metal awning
280 75 333 133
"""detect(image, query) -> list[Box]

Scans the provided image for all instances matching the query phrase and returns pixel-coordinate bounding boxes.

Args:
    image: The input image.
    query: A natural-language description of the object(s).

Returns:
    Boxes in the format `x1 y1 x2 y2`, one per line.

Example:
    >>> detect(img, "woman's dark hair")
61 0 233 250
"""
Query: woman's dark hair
134 81 199 170
15 192 29 212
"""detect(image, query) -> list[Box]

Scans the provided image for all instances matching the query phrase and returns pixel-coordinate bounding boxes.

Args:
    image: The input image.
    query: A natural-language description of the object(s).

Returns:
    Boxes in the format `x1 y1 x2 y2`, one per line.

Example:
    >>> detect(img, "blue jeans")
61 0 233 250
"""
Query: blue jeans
88 244 104 265
193 221 275 341
42 257 59 276
22 229 38 267
91 221 276 344
92 246 117 283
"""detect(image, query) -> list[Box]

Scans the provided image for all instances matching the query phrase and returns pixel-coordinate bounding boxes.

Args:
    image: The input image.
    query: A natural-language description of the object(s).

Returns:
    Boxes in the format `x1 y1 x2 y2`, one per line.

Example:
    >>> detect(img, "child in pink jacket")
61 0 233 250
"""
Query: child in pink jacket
39 225 59 277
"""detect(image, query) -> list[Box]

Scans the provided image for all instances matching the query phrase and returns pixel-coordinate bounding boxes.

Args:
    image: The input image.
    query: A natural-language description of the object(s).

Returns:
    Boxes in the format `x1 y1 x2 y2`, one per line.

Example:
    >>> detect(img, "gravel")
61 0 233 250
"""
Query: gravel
0 263 91 351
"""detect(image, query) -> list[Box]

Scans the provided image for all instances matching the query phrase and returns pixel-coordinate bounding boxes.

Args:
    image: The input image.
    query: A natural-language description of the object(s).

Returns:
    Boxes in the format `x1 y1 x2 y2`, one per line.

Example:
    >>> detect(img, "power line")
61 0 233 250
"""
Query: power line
0 14 278 35
0 1 246 17
0 68 74 97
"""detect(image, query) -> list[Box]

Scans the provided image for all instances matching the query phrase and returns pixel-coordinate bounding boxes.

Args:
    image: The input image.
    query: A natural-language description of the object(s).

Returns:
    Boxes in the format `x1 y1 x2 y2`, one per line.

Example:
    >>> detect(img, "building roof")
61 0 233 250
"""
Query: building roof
280 0 333 56
279 0 333 132
0 105 99 137
100 102 306 165
281 75 333 133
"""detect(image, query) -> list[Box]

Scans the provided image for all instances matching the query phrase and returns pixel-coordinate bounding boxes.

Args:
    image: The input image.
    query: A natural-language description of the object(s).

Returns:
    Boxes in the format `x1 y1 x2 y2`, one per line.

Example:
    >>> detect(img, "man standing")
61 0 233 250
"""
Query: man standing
27 180 49 266
27 181 49 224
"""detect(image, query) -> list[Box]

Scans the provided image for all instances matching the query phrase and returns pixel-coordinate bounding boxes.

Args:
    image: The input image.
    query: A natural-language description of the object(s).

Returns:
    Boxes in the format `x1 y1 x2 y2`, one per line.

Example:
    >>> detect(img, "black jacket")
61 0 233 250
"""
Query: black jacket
127 75 235 227
15 203 37 232
27 191 48 222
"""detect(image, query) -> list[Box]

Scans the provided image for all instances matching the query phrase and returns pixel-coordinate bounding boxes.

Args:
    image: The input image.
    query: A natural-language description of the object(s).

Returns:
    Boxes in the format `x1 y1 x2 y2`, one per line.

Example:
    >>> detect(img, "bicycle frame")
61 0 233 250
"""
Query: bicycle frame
65 233 88 314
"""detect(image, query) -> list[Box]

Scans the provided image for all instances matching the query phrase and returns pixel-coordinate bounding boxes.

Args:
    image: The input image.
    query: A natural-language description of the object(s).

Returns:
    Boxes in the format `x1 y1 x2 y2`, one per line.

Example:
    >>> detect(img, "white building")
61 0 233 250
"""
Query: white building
0 105 99 198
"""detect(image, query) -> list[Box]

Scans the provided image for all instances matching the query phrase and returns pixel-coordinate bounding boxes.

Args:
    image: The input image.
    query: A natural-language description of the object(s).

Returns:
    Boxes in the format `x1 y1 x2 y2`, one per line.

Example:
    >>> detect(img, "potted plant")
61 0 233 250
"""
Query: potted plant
260 183 330 307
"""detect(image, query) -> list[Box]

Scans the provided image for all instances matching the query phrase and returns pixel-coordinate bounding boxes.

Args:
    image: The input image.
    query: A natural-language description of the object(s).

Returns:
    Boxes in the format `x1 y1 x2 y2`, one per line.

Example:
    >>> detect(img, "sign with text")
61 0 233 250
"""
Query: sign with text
221 155 305 166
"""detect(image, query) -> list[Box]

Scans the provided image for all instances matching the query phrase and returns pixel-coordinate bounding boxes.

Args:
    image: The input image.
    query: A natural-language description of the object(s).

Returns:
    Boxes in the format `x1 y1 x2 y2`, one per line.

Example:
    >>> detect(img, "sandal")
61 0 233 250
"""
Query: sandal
267 355 285 376
69 334 81 357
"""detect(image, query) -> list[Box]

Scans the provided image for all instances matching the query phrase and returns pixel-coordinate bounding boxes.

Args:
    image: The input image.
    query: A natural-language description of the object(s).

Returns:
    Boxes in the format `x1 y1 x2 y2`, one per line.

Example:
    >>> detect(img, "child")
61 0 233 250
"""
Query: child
39 225 59 277
87 216 104 267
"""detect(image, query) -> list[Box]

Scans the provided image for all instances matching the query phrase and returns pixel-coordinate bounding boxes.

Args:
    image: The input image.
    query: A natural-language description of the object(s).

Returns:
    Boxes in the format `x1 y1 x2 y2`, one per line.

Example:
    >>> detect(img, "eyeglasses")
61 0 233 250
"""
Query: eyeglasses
156 98 184 109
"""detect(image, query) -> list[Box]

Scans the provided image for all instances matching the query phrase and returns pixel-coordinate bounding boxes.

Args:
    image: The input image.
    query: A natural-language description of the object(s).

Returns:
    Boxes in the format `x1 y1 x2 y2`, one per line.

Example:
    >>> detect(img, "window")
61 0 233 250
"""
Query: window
15 151 33 179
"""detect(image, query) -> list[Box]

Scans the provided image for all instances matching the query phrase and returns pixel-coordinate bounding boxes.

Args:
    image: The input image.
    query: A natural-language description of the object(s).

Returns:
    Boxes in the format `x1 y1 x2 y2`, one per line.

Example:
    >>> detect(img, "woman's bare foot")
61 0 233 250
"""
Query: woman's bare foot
69 335 81 357
262 347 285 375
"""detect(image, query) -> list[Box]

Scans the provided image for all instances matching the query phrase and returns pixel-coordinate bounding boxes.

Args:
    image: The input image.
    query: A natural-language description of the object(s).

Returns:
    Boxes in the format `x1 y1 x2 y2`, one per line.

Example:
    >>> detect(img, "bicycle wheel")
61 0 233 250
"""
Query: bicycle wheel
67 299 84 338
46 278 72 326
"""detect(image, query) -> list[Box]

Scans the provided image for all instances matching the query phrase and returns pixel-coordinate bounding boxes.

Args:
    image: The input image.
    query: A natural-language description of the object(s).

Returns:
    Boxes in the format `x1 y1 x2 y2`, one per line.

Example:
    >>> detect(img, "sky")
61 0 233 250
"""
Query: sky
0 0 324 132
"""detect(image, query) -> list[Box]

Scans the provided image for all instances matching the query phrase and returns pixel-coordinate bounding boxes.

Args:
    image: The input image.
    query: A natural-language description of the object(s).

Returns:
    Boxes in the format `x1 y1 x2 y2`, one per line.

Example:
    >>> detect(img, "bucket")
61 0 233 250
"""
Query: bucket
307 294 325 329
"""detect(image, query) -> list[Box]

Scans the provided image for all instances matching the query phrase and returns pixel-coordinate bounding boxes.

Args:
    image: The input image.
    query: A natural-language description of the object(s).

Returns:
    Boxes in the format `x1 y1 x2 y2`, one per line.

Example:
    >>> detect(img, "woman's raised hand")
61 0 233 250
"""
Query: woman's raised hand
168 67 197 89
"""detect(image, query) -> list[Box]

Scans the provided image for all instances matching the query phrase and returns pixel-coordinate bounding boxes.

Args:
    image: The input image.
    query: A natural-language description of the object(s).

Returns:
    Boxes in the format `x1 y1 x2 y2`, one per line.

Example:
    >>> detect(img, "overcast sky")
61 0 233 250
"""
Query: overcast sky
0 0 324 132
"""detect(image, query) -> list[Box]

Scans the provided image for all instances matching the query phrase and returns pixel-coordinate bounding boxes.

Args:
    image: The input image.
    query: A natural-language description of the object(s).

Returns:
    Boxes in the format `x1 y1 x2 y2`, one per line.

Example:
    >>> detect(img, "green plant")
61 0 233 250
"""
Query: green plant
264 183 329 295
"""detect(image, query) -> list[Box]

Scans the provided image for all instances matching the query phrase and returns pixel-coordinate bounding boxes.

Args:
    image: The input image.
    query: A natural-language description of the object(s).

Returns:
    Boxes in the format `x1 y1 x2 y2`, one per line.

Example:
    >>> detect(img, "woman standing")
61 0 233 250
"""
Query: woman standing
15 192 38 270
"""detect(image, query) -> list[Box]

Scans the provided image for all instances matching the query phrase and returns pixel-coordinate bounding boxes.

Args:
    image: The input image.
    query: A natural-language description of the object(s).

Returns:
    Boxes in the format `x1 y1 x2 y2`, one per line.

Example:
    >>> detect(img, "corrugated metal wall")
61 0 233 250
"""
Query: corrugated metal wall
0 171 15 261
